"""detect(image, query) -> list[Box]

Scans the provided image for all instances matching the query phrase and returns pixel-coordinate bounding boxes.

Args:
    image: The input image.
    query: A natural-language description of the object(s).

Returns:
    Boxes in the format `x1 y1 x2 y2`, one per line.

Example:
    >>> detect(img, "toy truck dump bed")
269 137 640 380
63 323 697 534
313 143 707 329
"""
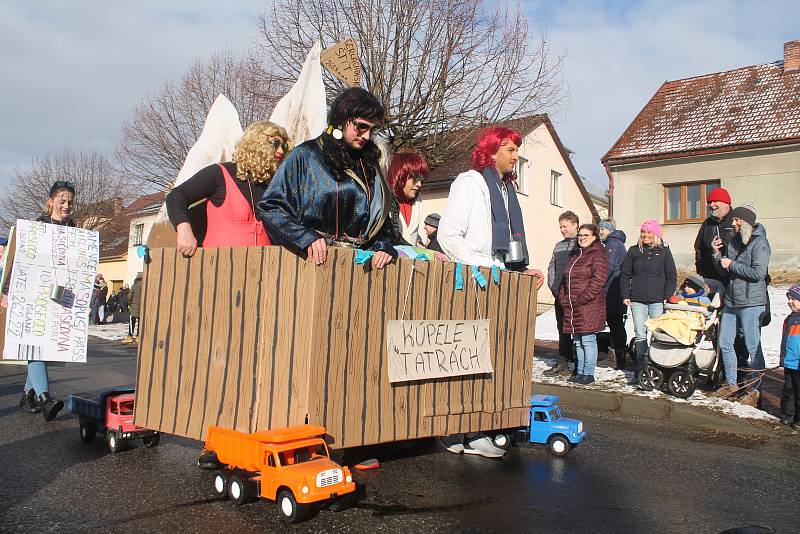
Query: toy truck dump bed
133 247 538 448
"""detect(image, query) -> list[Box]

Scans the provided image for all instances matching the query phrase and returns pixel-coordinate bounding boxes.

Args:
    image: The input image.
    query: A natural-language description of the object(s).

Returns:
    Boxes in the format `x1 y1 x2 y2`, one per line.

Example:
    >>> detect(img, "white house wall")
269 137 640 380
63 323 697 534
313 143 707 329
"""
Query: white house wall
420 123 595 305
609 145 800 270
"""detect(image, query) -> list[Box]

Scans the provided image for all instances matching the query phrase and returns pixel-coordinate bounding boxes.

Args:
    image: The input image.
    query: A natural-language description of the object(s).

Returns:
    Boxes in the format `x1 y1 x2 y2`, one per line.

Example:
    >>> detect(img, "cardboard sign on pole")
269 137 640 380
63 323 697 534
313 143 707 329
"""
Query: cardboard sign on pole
3 220 98 363
386 319 493 383
321 38 361 86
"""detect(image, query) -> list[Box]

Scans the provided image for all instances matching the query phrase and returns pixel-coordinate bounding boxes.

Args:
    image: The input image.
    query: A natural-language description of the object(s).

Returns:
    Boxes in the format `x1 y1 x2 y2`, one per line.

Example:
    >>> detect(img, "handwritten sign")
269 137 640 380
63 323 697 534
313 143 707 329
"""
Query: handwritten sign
321 38 361 86
3 220 99 363
386 320 493 383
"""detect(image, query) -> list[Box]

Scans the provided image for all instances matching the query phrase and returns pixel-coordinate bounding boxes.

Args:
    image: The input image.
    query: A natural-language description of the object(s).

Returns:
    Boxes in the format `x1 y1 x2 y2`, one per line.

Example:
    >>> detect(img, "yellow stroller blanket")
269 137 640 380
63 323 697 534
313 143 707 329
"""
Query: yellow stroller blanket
645 309 706 345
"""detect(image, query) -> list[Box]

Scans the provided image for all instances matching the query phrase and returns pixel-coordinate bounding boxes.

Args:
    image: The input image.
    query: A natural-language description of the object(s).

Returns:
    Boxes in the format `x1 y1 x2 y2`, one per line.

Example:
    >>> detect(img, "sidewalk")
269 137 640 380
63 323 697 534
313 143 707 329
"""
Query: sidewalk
534 340 794 438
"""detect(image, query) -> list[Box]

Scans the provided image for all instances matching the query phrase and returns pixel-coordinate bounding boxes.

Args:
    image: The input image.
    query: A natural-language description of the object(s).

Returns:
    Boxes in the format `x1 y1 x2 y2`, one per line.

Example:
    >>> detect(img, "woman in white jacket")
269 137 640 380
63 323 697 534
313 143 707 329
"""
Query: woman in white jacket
437 126 543 458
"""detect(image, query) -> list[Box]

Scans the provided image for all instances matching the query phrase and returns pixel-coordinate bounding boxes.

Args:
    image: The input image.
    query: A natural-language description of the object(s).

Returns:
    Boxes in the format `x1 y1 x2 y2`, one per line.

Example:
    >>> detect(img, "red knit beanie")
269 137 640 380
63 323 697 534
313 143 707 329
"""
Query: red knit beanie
707 187 731 204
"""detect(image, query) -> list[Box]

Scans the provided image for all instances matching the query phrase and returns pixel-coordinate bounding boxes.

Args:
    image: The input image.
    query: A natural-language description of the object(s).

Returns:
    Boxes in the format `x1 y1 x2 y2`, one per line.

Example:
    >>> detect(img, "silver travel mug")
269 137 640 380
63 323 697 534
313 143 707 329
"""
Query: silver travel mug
504 239 524 263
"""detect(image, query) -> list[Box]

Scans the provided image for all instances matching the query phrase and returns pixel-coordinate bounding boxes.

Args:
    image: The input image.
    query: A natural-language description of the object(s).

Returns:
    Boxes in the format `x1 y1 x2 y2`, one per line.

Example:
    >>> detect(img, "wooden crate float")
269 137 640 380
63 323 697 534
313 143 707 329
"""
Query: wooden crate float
133 246 537 448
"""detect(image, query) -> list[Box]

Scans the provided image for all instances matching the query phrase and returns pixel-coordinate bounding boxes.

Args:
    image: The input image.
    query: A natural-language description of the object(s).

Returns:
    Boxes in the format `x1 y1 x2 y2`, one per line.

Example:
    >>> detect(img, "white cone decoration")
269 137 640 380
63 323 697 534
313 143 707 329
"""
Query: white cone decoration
150 94 244 226
269 41 327 145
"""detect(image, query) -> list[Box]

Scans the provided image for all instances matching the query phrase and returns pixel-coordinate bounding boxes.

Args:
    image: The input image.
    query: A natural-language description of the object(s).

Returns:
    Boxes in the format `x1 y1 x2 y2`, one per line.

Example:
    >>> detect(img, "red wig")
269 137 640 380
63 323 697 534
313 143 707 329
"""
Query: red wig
387 151 429 202
471 126 522 174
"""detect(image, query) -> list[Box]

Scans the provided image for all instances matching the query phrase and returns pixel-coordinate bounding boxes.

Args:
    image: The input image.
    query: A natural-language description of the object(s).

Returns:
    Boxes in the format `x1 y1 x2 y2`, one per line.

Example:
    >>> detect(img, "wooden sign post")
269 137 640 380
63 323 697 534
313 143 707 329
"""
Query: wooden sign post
321 38 361 86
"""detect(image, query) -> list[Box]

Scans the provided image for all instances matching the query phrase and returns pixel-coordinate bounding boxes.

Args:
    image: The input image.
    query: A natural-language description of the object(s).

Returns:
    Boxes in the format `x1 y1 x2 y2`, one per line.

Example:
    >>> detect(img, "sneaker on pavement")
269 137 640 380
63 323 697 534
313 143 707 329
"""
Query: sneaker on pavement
579 375 595 385
709 383 738 398
440 436 464 454
464 436 505 458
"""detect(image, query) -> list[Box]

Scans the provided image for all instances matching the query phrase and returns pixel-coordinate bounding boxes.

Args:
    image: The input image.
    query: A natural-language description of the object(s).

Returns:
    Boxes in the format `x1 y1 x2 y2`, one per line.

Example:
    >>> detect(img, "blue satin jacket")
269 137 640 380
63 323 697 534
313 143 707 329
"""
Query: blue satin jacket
257 137 396 257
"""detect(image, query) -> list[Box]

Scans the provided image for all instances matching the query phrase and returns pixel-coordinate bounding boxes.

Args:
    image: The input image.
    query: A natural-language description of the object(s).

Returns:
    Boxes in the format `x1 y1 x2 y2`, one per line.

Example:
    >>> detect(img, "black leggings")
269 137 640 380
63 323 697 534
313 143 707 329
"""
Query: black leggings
129 316 139 337
781 369 800 421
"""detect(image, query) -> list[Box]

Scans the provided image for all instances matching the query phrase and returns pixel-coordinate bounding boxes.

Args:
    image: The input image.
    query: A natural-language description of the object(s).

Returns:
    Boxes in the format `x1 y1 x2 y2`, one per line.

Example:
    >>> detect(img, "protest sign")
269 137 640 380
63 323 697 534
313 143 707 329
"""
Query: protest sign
321 38 361 86
386 319 493 383
2 220 98 363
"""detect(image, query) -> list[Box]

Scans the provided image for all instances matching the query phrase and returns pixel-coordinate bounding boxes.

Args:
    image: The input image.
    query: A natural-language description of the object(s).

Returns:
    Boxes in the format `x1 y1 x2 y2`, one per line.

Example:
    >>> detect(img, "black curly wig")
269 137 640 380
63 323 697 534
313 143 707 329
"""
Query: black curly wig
323 88 385 184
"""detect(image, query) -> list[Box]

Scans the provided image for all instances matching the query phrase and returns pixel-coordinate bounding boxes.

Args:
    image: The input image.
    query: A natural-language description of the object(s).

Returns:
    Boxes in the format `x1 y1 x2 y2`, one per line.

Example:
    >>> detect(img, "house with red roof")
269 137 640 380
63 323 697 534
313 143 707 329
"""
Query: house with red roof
602 40 800 271
421 114 599 304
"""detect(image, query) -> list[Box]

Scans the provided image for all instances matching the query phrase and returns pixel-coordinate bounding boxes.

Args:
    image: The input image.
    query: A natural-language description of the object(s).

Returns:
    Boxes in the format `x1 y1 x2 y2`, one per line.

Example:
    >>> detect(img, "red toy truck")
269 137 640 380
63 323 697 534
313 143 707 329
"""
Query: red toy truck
203 424 356 523
67 387 159 453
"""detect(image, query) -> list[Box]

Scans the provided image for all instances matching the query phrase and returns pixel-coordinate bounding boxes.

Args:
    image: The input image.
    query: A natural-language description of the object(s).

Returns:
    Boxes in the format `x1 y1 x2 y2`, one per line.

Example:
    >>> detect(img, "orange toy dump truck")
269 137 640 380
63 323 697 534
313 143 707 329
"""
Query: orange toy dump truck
203 424 356 523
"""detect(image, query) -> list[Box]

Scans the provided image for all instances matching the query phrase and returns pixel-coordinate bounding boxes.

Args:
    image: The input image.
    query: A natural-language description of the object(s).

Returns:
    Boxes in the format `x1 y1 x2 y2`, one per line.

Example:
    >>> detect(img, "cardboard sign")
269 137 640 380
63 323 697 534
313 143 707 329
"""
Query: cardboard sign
3 220 98 363
386 320 493 383
321 38 361 86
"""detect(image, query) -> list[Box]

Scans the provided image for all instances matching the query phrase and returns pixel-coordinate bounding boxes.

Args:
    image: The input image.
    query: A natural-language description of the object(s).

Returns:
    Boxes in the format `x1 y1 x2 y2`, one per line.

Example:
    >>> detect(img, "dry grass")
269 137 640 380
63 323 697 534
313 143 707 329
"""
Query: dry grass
677 268 800 287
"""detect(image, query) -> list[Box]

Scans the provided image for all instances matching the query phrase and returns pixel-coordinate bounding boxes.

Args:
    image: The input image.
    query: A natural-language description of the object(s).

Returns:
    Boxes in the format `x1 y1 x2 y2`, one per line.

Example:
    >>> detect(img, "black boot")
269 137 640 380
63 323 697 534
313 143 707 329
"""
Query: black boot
19 389 41 413
613 347 627 370
39 392 64 421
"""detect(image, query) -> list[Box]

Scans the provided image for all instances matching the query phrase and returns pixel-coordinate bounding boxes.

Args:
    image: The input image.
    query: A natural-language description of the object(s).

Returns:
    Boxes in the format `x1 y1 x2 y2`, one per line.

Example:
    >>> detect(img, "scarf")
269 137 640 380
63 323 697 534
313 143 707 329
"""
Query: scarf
482 166 528 265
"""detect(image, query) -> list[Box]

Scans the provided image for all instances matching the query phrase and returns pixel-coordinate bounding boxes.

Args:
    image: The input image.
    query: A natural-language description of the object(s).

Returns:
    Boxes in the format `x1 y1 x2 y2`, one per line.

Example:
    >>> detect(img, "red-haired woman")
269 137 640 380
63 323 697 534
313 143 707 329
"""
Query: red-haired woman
386 151 427 246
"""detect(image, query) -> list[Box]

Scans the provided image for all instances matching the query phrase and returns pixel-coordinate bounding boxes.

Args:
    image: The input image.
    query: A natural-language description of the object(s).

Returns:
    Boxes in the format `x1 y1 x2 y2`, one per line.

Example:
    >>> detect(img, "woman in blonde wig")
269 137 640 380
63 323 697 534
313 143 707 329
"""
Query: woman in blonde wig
166 121 292 256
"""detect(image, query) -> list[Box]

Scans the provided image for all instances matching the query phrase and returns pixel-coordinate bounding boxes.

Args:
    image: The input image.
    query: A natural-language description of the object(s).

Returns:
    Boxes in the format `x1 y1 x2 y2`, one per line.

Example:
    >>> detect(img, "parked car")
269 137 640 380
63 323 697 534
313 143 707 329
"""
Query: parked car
67 387 159 453
202 424 357 523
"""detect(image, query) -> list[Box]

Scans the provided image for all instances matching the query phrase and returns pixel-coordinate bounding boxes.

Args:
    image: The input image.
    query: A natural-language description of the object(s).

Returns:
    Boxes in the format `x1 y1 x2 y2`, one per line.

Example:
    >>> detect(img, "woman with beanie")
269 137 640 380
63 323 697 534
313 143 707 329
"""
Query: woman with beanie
711 203 771 396
558 224 608 384
620 219 677 372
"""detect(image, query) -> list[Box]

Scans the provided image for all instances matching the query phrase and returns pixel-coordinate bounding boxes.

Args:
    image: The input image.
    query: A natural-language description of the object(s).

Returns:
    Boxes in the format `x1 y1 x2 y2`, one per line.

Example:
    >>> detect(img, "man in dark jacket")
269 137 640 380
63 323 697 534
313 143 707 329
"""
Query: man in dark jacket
694 187 735 288
599 220 628 369
544 211 579 376
422 213 443 253
711 204 771 395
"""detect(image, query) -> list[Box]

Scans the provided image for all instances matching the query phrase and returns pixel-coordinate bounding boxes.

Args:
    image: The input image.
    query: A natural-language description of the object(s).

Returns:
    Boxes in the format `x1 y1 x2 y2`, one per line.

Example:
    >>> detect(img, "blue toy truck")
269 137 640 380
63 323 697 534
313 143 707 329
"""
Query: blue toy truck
525 394 585 456
67 387 159 453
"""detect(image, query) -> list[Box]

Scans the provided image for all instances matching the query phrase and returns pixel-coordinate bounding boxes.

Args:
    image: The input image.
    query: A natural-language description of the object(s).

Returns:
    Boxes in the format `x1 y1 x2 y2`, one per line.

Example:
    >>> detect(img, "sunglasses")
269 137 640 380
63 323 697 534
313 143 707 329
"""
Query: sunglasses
270 138 285 150
409 174 426 184
352 120 379 135
53 180 76 189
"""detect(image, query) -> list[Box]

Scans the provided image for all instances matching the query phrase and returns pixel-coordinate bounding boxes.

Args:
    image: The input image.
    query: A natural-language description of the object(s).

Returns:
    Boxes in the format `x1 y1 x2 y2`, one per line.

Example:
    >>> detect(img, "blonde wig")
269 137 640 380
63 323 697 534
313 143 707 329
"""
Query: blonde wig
232 121 292 183
637 234 663 251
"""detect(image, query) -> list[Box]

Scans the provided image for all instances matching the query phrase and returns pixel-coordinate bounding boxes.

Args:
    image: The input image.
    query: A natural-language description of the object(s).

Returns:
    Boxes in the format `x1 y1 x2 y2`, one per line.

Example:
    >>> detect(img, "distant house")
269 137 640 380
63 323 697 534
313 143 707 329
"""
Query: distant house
603 40 800 271
421 115 598 304
97 192 166 290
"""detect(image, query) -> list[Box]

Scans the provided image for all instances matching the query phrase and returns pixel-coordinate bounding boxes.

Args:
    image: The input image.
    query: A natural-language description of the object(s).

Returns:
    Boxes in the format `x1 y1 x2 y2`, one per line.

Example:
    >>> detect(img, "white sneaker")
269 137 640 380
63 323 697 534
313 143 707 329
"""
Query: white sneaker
463 436 505 458
440 436 464 454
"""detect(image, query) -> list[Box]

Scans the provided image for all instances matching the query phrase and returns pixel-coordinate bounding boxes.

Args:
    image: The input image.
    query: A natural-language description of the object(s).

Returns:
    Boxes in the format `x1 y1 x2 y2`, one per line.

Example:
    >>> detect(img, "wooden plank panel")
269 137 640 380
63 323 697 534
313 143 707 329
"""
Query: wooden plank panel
199 247 233 435
254 247 283 431
133 248 160 427
172 249 205 435
157 249 189 431
185 248 219 439
288 254 315 428
271 250 298 428
375 260 399 444
216 248 247 431
418 261 443 437
361 265 387 446
247 247 268 432
433 263 456 436
341 257 371 447
144 249 175 426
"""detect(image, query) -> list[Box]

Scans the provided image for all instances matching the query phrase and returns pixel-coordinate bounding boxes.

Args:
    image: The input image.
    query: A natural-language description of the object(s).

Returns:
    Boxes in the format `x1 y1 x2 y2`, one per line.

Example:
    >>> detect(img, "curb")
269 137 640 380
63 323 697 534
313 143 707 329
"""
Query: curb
534 382 792 438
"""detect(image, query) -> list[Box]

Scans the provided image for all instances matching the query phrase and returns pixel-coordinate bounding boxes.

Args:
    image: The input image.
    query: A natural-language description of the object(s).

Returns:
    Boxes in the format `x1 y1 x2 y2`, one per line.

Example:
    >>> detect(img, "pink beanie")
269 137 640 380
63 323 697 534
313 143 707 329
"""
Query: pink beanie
641 219 662 237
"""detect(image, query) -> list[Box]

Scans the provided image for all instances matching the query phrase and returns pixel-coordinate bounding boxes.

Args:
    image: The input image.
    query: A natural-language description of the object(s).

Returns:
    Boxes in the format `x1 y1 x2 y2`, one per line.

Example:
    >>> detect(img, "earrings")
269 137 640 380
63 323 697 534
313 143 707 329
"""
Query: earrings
327 125 343 140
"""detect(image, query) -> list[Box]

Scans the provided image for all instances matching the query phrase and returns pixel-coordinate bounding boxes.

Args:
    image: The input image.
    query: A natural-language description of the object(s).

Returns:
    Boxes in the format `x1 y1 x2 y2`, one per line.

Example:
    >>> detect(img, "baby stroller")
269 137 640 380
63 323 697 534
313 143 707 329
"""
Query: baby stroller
638 292 723 398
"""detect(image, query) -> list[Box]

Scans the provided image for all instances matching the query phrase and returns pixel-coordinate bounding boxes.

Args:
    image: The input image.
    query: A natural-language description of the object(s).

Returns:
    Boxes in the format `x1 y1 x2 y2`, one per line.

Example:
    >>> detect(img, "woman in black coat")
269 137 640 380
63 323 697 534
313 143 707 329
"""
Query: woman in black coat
620 220 677 370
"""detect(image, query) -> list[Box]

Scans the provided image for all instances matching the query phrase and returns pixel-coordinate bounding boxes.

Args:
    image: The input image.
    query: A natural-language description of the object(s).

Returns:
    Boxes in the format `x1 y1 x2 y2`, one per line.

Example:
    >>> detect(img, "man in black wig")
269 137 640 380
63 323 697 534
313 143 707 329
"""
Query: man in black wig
258 87 396 268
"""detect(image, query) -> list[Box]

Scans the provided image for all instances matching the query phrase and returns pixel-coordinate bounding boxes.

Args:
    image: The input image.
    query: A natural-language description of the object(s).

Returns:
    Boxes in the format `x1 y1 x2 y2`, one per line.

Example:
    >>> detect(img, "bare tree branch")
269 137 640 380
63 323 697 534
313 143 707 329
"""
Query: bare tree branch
116 50 288 190
257 0 566 166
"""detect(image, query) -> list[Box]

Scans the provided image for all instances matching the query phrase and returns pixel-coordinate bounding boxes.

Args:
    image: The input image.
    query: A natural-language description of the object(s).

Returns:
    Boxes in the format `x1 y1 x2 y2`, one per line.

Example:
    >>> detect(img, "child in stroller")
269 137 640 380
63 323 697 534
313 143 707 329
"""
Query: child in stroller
638 274 722 398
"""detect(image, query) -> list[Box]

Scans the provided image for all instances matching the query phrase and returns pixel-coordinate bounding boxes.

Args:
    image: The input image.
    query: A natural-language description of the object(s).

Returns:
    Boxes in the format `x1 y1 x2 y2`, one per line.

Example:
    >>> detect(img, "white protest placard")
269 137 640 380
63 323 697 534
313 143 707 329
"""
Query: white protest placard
386 320 493 383
3 220 99 363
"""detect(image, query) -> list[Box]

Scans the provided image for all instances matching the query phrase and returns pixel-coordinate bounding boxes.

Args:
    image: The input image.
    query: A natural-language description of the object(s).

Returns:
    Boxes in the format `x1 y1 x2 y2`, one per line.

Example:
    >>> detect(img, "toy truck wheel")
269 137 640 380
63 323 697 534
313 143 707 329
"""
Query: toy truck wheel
228 474 257 505
142 434 160 448
547 434 571 457
79 422 96 443
107 430 126 453
277 489 310 524
212 471 228 498
491 432 514 450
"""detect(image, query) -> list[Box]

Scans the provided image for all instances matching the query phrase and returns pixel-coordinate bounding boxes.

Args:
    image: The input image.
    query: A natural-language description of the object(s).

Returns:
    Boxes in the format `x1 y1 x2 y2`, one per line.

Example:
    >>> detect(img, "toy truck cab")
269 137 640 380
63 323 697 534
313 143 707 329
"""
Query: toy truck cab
528 395 586 456
204 424 356 523
68 387 159 453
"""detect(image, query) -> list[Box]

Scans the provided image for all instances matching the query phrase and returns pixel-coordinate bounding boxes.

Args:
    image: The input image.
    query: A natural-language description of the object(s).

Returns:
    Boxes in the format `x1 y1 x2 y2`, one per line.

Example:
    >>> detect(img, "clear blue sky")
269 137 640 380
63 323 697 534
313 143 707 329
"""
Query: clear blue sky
1 0 798 192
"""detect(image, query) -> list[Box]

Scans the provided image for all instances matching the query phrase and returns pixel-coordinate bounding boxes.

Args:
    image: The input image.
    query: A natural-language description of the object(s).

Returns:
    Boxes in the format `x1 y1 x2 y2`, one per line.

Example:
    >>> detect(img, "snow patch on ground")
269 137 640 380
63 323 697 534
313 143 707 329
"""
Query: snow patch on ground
88 322 129 341
533 286 792 423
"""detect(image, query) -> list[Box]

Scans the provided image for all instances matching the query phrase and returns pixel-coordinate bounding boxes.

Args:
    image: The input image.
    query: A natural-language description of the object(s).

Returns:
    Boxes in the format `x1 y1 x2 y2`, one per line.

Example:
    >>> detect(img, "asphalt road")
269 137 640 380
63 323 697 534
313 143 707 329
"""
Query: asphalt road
1 338 798 533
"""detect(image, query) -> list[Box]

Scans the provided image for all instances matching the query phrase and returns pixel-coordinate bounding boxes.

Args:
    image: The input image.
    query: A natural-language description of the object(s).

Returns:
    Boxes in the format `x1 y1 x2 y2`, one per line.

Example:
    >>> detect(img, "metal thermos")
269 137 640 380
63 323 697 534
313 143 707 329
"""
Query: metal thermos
49 284 65 304
504 239 524 263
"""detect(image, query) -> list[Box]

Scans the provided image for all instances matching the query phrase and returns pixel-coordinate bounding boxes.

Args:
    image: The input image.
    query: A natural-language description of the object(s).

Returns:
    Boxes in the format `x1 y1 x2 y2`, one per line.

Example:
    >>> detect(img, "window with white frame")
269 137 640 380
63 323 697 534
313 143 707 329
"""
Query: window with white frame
550 170 562 207
514 156 530 195
132 223 144 246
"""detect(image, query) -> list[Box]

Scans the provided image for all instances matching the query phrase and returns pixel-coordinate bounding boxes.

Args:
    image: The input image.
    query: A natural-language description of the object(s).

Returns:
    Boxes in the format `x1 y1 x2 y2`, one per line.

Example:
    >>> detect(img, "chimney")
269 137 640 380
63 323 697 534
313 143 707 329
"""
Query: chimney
785 40 800 73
